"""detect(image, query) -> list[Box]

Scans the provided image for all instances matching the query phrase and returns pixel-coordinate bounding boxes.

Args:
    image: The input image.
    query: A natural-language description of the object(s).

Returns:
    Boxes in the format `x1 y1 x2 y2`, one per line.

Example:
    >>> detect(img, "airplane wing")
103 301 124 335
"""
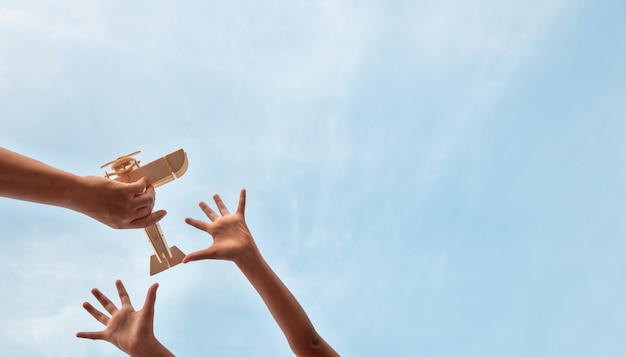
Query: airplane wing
112 149 188 187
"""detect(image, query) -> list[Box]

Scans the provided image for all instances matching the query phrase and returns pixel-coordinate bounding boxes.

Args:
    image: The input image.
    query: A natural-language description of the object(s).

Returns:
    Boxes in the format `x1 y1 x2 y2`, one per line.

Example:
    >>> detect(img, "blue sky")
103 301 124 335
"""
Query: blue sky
1 0 625 356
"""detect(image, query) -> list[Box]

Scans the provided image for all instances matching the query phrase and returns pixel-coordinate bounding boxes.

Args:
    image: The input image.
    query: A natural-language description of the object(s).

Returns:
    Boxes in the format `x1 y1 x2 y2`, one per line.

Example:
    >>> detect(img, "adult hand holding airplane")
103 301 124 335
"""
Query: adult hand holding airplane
73 175 166 229
101 149 188 275
0 147 165 229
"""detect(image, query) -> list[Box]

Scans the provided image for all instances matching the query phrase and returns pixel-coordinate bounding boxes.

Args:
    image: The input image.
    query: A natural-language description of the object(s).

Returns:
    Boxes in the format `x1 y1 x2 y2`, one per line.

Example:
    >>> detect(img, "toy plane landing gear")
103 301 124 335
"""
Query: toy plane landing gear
101 149 189 275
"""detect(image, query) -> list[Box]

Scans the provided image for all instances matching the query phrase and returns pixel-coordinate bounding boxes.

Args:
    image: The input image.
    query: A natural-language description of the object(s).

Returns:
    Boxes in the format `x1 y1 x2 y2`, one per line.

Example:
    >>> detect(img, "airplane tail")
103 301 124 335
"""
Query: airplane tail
150 245 185 276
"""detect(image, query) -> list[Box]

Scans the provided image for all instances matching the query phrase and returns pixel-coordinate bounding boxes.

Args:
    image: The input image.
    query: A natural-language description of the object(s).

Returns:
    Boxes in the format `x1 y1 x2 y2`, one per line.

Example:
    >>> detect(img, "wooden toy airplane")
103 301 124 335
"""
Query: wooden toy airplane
101 149 188 275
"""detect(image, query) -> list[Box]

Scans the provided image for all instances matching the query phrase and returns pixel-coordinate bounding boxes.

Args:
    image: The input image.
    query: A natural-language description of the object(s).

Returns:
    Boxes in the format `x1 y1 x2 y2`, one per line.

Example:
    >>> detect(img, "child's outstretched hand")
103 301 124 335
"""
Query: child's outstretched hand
76 280 174 357
184 189 258 264
184 189 340 357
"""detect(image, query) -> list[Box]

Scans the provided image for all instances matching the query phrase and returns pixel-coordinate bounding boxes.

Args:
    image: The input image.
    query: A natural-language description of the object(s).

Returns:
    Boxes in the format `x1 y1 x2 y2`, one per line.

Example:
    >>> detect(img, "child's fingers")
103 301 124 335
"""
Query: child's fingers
212 194 230 216
185 217 210 231
91 288 119 315
199 201 219 221
76 330 105 340
81 302 110 326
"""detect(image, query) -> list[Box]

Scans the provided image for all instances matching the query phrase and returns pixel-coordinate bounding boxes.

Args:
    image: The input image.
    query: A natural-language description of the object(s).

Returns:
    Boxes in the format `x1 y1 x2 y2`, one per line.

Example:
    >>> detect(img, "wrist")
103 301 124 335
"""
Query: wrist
128 336 174 357
234 243 263 270
66 175 96 212
48 172 86 211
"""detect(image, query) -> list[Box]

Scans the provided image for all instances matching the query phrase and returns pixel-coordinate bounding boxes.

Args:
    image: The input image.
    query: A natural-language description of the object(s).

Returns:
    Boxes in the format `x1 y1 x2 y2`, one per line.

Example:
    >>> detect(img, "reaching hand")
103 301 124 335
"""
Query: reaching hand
184 189 258 264
183 189 340 356
78 176 167 229
76 280 174 357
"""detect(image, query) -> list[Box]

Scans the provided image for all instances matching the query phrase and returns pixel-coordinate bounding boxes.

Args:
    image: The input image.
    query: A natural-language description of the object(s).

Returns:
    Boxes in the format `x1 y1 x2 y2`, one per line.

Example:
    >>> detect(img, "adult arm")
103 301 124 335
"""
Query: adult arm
0 147 165 228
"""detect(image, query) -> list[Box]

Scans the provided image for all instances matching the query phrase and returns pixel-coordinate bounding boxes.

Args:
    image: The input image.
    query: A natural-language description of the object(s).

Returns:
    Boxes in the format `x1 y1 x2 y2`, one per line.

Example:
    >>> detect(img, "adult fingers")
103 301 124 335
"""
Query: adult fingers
133 185 156 208
130 185 156 216
128 210 167 229
133 205 155 220
126 177 149 195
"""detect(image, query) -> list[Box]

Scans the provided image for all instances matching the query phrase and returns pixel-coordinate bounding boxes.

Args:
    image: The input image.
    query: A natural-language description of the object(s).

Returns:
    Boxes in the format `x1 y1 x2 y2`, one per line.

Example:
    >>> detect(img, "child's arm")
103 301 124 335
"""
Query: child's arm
76 280 175 357
0 147 165 228
184 189 340 357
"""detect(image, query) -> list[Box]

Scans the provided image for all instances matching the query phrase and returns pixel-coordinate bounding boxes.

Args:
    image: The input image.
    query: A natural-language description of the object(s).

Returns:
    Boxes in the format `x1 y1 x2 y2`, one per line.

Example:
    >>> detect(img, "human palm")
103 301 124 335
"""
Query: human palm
184 189 257 263
76 280 158 356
